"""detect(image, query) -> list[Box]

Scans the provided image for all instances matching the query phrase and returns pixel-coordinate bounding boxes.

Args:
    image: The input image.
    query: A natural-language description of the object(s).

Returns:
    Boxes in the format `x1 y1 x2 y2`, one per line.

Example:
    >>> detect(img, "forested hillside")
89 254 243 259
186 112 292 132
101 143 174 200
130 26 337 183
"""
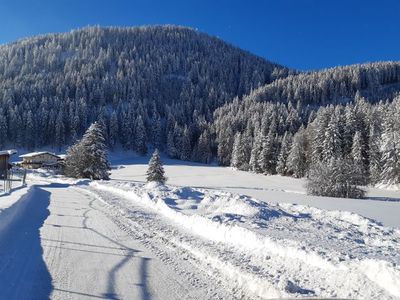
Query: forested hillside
1 25 399 185
245 62 400 105
0 25 288 151
214 92 400 186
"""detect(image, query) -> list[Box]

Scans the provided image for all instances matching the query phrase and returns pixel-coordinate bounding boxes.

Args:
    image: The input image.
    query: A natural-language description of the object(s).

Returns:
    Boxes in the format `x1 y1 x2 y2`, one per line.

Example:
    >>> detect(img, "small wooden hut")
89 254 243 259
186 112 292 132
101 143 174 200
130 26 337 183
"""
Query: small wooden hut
0 150 17 179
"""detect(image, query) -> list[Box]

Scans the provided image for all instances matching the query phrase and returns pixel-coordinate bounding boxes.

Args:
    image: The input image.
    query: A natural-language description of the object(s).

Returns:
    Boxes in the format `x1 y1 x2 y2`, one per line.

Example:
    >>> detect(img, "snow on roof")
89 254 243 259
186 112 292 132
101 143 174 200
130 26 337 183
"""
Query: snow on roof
19 151 59 158
0 149 17 156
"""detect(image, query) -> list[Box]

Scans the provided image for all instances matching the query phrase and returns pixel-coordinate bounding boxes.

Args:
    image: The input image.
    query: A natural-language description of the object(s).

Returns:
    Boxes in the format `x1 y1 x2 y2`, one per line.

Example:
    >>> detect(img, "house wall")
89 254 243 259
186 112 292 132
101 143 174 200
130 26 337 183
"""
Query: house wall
22 154 58 164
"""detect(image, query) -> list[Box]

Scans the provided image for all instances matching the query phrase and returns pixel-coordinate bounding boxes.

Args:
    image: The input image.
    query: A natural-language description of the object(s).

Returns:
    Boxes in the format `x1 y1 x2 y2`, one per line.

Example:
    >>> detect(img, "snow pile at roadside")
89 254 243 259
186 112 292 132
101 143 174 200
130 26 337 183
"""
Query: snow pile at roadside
0 185 31 234
91 180 400 299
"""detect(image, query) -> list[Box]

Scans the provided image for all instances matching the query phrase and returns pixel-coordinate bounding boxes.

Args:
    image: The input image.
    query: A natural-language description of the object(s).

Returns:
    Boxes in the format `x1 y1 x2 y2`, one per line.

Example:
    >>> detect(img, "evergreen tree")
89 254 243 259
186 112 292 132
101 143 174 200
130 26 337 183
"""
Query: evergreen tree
276 132 293 175
109 111 119 148
351 131 367 183
167 130 178 158
180 127 191 161
307 159 365 199
323 114 342 161
191 129 212 164
65 122 111 180
0 109 8 148
369 124 382 184
134 115 147 155
146 149 167 184
231 132 246 169
381 113 400 184
249 129 263 173
287 126 308 178
258 129 277 174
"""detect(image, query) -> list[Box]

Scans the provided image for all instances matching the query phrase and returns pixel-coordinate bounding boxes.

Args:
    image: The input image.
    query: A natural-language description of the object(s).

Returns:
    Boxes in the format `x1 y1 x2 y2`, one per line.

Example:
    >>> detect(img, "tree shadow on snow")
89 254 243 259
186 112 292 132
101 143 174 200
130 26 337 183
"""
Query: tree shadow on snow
0 186 53 299
364 196 400 202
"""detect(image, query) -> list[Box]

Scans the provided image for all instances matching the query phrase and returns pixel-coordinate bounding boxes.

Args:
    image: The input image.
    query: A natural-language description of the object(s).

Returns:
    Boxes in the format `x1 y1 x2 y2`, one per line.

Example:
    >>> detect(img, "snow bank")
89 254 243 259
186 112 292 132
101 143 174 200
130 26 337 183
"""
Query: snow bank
0 186 31 235
90 180 400 299
357 259 400 297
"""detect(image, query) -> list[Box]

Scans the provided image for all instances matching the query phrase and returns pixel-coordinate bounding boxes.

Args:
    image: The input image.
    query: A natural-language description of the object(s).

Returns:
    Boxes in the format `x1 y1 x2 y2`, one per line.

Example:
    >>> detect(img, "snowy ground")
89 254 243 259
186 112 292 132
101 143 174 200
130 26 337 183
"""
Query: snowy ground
0 151 399 299
110 153 400 228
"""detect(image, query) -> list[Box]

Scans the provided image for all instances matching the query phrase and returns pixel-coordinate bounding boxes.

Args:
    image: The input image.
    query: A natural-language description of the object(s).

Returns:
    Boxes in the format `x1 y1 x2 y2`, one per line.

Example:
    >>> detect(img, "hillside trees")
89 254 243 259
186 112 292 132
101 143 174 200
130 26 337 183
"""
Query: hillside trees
213 93 400 194
0 26 284 156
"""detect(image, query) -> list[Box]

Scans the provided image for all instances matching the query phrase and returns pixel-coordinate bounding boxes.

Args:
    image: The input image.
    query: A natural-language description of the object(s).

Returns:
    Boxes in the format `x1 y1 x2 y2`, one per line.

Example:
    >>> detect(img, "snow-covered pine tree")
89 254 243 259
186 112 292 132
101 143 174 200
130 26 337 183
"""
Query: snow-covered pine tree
231 132 244 169
249 129 263 173
322 113 342 162
351 131 367 183
167 130 177 158
180 127 191 161
287 126 308 178
65 122 111 180
0 109 8 148
146 149 167 184
307 158 365 198
191 129 212 164
258 129 277 174
381 106 400 184
64 142 85 178
343 106 357 156
109 111 119 148
276 132 293 175
369 123 382 184
134 115 147 155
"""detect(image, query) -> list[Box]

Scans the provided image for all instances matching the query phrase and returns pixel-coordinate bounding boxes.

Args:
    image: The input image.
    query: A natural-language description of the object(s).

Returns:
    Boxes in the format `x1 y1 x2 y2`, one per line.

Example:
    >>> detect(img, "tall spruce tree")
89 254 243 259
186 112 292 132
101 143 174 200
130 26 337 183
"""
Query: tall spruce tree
65 122 111 180
287 126 308 178
146 149 167 184
381 113 400 184
277 132 293 176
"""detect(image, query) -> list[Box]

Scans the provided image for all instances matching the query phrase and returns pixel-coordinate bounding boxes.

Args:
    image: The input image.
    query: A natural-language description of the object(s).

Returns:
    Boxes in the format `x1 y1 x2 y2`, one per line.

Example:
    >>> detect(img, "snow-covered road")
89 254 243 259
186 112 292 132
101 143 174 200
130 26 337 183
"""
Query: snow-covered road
0 182 234 300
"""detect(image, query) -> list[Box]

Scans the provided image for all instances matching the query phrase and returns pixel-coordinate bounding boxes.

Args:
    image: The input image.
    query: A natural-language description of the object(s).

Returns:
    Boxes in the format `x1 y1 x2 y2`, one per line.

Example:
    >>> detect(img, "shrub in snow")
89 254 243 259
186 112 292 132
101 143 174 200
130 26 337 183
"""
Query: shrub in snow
65 122 111 180
306 159 365 199
146 149 166 184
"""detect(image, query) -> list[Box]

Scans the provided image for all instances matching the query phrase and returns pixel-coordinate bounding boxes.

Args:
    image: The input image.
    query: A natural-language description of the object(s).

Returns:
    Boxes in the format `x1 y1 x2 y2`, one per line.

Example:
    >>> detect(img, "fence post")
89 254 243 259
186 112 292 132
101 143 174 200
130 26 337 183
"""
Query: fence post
22 169 27 185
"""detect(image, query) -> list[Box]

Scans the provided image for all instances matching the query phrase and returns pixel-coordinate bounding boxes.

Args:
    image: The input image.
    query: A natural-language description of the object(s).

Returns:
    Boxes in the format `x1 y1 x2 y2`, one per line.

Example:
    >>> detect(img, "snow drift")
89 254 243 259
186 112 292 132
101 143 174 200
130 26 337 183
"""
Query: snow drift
90 180 400 299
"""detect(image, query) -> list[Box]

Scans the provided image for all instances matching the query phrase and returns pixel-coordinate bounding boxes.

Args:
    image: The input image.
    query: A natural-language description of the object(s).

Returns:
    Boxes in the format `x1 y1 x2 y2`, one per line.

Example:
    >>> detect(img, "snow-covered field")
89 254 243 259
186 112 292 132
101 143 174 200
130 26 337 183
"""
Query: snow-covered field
0 151 399 299
110 153 400 228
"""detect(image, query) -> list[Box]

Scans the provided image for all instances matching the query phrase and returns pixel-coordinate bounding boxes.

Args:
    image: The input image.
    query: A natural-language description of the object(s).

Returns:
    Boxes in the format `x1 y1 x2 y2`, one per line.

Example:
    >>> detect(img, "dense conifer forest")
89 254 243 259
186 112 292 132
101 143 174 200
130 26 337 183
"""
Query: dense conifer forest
1 25 399 186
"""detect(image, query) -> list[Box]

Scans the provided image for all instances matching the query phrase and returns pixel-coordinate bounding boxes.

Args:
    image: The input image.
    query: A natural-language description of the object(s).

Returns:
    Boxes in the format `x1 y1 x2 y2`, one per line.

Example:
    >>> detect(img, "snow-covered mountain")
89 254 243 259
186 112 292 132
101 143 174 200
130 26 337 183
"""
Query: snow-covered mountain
0 25 288 150
1 25 400 186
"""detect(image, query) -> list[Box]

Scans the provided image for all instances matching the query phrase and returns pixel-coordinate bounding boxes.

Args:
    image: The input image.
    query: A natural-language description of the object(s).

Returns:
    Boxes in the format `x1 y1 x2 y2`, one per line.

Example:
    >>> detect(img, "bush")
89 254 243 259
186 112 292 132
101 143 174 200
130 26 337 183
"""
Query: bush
306 159 366 198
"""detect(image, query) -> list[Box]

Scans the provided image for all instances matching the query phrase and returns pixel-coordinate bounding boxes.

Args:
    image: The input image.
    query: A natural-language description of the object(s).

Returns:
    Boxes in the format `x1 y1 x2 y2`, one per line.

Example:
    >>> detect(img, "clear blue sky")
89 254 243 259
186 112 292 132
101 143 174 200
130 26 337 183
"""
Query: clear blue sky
1 0 399 70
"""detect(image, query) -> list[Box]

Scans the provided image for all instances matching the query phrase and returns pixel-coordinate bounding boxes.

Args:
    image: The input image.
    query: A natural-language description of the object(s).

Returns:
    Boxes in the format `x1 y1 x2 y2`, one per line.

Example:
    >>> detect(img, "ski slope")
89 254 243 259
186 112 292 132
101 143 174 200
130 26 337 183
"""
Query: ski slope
0 152 399 299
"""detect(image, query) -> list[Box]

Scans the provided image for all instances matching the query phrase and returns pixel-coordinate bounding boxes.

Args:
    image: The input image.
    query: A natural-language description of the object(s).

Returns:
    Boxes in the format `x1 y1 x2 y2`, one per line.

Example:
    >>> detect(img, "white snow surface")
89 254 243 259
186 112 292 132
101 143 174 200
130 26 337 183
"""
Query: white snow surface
89 179 400 299
109 152 400 228
0 152 399 299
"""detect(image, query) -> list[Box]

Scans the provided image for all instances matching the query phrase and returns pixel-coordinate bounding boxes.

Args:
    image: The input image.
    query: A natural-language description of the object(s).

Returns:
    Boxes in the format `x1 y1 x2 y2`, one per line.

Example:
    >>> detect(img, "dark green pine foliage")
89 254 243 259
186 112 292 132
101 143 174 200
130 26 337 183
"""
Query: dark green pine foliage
146 149 167 184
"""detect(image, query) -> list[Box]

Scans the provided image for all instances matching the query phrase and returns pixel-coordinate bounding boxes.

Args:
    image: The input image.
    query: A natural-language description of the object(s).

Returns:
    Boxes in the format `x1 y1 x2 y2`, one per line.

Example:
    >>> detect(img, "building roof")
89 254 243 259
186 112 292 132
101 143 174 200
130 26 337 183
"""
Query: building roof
0 149 17 156
19 151 59 159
